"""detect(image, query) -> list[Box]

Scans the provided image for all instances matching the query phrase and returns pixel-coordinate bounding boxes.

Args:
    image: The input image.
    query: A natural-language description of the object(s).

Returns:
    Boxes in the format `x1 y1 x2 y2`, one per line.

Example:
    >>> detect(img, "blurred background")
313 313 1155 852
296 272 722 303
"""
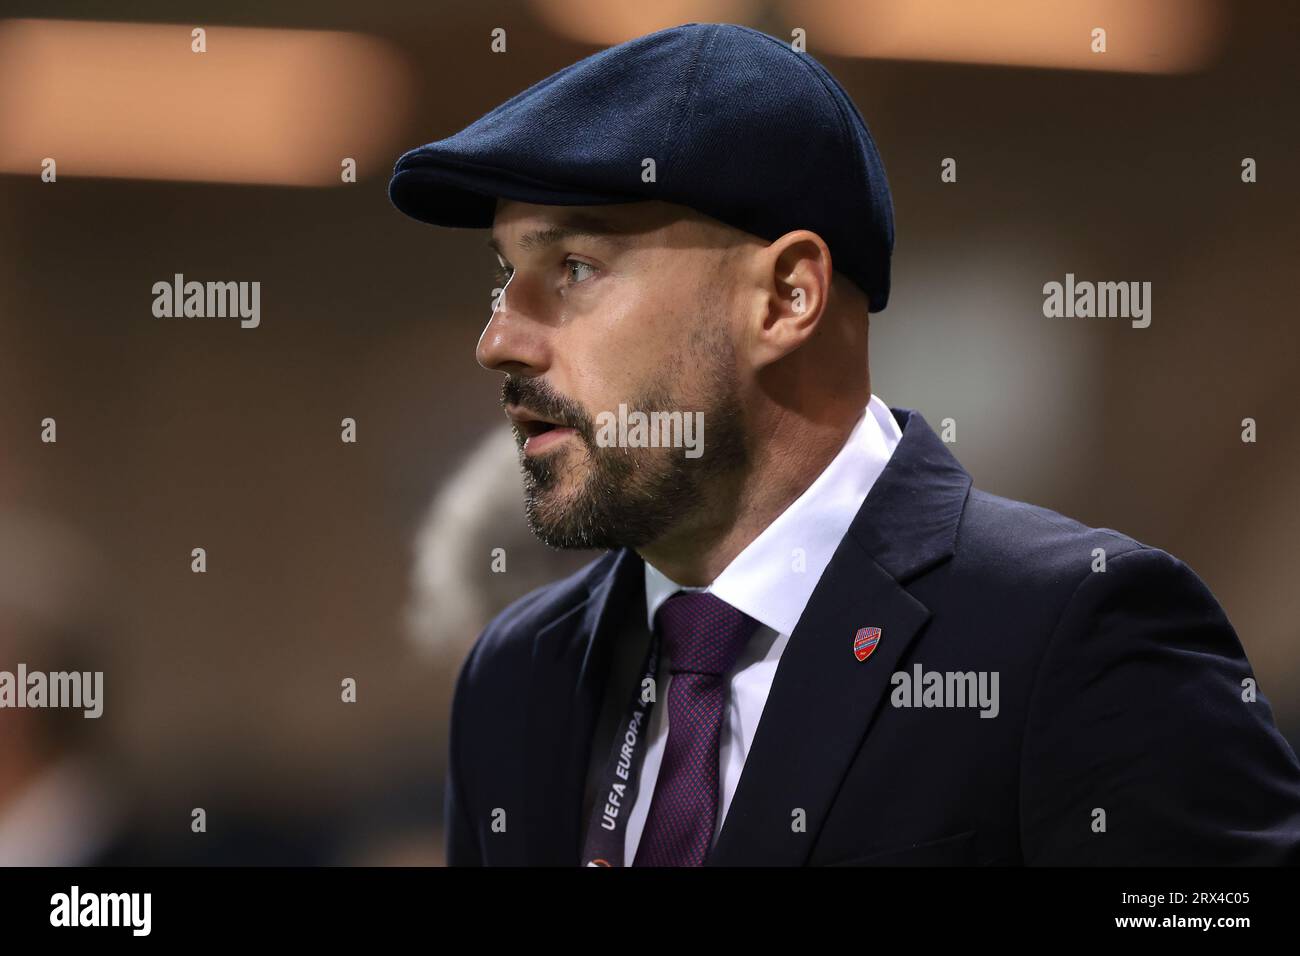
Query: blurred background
0 0 1296 865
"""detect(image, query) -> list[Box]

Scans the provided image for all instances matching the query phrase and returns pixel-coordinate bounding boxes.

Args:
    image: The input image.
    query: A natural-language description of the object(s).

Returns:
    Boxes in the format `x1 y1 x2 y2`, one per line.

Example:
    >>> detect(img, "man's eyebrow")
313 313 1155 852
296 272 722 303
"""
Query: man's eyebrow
487 214 635 257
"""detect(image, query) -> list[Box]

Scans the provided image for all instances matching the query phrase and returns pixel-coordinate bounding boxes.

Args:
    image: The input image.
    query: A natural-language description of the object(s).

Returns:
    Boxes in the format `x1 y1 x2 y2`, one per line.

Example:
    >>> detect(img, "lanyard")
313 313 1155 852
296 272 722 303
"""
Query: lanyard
580 628 661 867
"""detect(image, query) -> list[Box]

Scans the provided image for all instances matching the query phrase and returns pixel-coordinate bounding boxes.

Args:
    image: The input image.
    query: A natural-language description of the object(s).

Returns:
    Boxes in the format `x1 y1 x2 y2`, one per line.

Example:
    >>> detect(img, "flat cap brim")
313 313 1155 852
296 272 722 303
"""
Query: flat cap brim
389 157 644 230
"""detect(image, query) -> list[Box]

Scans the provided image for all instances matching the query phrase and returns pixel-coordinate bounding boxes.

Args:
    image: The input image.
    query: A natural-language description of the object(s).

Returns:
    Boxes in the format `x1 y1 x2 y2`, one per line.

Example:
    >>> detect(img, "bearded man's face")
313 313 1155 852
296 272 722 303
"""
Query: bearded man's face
478 200 751 550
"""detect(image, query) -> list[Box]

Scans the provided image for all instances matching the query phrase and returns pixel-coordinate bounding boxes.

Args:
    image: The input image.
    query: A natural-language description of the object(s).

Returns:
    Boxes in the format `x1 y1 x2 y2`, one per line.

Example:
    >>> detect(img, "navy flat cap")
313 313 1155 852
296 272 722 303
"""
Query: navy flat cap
389 22 894 312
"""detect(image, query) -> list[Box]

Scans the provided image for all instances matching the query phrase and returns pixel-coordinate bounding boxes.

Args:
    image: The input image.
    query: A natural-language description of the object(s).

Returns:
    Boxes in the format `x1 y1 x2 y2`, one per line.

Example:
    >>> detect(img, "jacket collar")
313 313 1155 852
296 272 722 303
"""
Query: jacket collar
848 407 972 583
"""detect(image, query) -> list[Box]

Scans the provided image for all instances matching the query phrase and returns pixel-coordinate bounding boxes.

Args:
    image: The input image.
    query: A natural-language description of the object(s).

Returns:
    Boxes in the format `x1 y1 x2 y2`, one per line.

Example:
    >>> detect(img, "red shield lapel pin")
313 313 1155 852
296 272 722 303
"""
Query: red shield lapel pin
853 627 881 662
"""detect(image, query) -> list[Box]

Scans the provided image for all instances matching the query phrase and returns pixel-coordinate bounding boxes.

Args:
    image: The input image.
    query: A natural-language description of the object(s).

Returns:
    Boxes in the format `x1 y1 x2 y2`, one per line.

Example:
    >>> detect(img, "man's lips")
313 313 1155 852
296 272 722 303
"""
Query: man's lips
506 405 579 456
521 426 576 455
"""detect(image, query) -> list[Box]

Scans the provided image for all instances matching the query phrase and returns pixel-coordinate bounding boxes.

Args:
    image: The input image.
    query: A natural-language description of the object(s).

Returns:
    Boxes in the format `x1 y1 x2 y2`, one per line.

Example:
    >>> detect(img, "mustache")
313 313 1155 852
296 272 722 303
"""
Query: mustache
501 376 595 441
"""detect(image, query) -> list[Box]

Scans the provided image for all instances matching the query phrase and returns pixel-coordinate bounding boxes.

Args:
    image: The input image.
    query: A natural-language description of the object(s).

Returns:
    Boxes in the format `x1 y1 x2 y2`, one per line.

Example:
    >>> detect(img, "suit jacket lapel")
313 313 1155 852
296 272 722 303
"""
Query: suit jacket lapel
523 548 644 865
708 408 972 866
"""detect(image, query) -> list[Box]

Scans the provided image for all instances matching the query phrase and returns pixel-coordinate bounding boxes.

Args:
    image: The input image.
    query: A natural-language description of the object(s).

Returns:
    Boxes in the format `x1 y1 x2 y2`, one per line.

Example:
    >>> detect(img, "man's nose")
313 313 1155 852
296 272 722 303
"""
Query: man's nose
475 287 549 375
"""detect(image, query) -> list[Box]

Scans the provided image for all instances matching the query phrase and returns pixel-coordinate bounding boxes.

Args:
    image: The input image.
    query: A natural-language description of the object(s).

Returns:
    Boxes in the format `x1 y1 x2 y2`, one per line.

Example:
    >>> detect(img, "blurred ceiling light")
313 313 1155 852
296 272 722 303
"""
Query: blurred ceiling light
529 0 757 46
794 0 1223 73
0 19 414 185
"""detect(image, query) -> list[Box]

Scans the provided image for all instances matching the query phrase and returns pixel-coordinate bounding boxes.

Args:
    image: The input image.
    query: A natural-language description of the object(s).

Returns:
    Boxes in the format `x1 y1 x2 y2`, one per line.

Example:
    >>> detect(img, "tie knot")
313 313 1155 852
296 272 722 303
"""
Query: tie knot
655 591 759 678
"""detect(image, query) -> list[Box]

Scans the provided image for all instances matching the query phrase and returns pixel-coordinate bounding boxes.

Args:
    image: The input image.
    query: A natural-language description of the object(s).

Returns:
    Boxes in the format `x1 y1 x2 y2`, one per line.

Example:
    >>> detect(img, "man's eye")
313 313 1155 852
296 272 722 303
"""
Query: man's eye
491 263 513 288
565 259 597 284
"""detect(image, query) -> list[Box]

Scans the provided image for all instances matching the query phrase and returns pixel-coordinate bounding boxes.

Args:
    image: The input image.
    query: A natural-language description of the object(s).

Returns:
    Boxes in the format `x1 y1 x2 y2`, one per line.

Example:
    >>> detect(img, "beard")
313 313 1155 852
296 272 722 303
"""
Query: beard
502 326 748 551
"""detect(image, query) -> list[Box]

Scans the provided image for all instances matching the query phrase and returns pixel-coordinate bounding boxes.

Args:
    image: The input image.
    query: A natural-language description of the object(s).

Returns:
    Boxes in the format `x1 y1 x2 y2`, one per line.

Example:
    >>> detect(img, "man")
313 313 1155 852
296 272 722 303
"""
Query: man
389 23 1300 865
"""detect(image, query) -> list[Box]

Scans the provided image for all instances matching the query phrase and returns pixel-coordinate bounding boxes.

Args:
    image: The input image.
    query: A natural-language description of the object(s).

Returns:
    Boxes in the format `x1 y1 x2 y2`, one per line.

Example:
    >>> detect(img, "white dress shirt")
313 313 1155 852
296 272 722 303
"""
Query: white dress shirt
625 394 903 860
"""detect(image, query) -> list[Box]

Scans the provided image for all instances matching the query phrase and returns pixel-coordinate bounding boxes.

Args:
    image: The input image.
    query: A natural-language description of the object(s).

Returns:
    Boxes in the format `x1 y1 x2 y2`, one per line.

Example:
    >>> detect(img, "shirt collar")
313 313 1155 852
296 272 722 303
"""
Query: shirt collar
643 395 902 635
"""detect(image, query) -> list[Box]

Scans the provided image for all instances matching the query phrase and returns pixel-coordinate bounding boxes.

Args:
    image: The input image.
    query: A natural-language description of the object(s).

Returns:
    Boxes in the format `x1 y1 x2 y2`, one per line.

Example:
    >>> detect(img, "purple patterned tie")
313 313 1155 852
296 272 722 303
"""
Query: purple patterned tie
633 591 760 867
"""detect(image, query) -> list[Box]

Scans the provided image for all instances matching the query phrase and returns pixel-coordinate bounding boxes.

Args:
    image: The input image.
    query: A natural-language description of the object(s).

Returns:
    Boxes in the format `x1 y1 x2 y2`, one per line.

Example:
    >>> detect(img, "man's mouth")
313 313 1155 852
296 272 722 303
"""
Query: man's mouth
506 406 579 456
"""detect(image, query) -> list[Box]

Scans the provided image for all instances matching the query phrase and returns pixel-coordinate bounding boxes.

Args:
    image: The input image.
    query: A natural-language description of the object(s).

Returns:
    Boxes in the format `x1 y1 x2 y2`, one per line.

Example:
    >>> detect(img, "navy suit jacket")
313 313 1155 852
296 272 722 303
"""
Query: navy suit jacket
444 408 1300 865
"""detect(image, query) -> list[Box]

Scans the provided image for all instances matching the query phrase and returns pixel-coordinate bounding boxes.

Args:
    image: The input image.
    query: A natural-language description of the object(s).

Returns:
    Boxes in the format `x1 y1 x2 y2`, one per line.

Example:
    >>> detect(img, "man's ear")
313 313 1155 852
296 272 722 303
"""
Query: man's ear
748 230 833 368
